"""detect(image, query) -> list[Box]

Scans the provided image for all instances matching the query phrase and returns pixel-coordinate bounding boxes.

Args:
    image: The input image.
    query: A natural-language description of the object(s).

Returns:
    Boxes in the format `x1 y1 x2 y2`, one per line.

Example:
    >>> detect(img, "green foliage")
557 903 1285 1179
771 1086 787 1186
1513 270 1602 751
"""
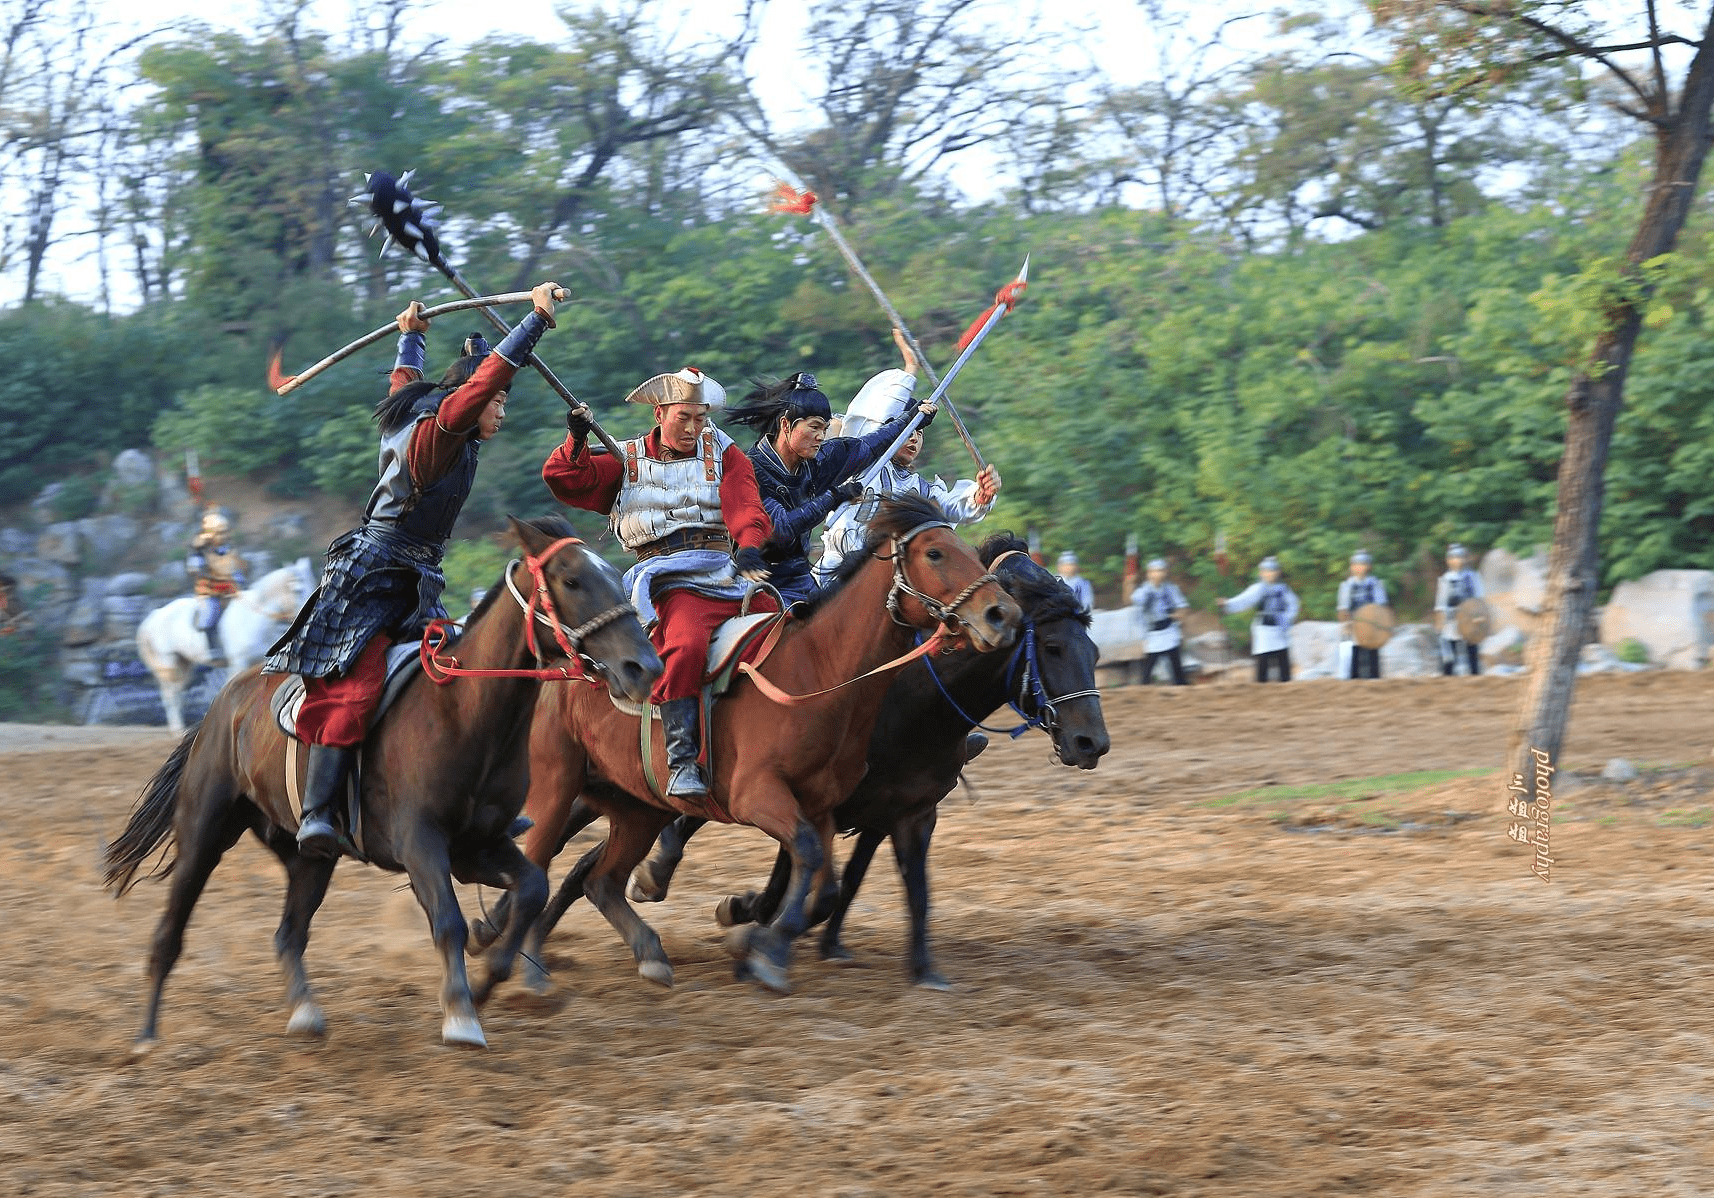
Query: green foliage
441 537 514 615
47 476 102 522
1617 638 1650 665
0 617 68 721
152 385 294 478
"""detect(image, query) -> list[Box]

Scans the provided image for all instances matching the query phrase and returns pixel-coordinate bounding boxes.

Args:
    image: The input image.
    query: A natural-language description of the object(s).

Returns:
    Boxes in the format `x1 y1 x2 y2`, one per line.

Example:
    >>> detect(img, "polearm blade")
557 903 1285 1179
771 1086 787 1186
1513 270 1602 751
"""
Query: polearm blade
352 169 625 461
769 182 989 469
271 291 542 395
856 256 1029 491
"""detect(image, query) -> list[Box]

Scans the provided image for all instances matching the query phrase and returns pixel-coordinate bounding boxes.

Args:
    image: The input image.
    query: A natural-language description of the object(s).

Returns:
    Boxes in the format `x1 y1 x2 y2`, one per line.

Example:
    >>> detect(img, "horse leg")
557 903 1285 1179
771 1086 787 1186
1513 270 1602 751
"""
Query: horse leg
579 807 678 988
469 797 601 954
629 814 708 903
398 826 485 1048
817 827 886 964
462 839 549 1008
267 835 338 1037
731 813 827 996
890 807 948 989
135 796 249 1050
518 838 606 994
714 845 791 928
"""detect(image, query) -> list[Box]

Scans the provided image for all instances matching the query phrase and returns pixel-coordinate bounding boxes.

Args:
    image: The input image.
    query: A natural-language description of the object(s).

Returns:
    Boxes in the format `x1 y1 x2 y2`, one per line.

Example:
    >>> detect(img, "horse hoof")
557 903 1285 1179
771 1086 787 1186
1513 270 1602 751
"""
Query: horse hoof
523 966 553 997
467 920 499 955
638 960 675 988
723 926 753 959
715 895 750 928
913 970 952 991
629 864 668 904
746 949 792 995
287 1002 327 1037
441 1014 487 1049
820 942 858 965
129 1036 157 1060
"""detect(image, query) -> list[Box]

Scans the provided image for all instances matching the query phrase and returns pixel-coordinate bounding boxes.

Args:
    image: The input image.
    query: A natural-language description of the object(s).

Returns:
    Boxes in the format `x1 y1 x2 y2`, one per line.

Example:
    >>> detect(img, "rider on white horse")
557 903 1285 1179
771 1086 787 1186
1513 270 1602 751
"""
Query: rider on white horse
187 509 247 666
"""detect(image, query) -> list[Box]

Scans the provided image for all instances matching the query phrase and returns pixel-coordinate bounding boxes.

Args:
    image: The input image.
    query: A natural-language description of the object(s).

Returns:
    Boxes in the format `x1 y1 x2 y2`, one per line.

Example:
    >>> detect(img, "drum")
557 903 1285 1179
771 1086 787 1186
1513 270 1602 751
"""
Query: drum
1454 596 1493 643
1350 603 1395 650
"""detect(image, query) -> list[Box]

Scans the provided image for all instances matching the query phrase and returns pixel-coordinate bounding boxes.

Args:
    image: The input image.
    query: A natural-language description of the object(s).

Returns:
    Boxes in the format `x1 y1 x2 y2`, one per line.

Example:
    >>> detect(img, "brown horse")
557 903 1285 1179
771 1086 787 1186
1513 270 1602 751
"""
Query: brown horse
103 515 660 1050
513 493 1022 994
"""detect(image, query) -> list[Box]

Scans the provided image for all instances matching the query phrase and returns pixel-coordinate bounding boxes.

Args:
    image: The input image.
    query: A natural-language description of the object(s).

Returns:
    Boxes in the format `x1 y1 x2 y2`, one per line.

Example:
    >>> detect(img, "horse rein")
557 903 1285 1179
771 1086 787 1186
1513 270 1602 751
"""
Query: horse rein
421 536 634 685
883 519 1000 642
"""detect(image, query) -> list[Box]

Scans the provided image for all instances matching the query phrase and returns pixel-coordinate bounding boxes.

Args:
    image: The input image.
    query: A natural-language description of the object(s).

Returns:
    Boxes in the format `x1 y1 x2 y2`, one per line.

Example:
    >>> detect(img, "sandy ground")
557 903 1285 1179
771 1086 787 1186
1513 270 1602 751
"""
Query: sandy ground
2 671 1712 1196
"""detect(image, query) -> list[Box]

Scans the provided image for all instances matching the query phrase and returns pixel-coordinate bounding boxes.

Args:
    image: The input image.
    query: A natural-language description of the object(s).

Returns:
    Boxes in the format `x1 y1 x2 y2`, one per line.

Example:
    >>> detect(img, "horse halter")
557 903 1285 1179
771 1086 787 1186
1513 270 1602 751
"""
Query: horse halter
505 535 636 677
883 519 999 639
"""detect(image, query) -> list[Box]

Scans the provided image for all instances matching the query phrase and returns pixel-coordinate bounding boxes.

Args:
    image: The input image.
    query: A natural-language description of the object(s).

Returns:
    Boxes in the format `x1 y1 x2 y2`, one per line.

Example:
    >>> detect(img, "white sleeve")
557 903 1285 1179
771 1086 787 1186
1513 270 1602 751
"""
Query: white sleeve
1337 579 1352 611
1375 579 1389 606
934 475 994 525
1433 574 1450 612
1283 587 1300 622
1468 571 1485 598
1169 584 1189 611
1225 582 1262 613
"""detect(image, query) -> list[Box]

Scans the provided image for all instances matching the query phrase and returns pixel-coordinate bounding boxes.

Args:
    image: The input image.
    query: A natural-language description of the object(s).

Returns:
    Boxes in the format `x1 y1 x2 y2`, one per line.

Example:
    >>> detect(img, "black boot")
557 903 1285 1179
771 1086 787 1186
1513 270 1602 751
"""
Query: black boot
964 731 990 762
297 744 357 859
659 697 708 798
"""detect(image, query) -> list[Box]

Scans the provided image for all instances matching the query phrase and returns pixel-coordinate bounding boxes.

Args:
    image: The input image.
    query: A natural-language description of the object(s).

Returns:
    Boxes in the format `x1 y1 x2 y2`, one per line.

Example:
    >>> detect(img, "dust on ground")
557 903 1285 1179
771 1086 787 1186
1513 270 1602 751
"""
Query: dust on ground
2 670 1712 1196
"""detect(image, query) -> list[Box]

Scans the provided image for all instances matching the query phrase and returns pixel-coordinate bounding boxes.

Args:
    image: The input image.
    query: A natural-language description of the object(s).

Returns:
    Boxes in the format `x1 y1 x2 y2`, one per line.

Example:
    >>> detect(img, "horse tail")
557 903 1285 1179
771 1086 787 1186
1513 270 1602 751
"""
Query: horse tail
104 724 200 896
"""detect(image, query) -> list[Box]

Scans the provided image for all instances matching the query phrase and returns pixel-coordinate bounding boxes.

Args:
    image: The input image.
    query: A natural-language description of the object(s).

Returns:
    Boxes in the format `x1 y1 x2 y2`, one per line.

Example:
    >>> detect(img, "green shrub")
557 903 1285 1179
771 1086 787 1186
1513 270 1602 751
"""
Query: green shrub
48 475 103 522
441 537 515 615
1617 638 1650 665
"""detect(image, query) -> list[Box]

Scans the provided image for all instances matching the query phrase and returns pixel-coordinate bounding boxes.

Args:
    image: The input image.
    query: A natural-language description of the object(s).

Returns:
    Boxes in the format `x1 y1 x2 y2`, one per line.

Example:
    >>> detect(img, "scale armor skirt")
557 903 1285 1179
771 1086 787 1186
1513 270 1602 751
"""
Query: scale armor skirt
262 525 448 678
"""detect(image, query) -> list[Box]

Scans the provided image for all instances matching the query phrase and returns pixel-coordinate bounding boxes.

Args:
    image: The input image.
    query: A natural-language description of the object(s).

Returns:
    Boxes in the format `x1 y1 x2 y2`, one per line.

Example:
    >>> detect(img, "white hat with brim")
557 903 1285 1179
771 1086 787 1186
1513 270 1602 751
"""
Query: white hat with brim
624 366 726 410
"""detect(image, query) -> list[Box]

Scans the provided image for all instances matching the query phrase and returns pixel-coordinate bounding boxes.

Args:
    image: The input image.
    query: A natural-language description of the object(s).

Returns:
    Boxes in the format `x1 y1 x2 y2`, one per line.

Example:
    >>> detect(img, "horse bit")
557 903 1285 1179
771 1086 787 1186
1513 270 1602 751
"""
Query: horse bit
883 519 999 639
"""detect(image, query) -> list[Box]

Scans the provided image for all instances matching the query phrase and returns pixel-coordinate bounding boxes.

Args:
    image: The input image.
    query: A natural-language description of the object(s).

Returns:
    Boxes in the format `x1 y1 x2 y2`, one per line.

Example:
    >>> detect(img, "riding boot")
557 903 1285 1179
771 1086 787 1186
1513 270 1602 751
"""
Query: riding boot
203 624 226 666
659 697 709 798
297 743 358 859
964 731 990 762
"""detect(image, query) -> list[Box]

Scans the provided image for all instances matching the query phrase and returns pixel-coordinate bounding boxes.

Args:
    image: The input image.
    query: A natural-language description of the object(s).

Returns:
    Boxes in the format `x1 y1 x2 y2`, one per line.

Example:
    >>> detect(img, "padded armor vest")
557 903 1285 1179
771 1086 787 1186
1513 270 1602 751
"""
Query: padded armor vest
364 401 480 547
610 427 730 551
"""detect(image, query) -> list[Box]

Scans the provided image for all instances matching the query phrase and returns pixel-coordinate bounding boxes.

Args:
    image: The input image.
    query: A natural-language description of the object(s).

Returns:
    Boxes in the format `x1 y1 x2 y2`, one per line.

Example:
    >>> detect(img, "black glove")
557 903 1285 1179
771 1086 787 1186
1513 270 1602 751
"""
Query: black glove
734 545 769 580
915 403 937 429
566 404 595 443
831 478 864 503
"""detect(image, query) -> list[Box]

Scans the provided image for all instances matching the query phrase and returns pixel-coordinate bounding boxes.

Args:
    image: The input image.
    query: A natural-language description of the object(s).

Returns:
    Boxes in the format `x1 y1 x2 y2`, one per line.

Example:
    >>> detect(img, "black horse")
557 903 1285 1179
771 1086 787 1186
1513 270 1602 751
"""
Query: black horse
516 531 1110 988
103 516 660 1049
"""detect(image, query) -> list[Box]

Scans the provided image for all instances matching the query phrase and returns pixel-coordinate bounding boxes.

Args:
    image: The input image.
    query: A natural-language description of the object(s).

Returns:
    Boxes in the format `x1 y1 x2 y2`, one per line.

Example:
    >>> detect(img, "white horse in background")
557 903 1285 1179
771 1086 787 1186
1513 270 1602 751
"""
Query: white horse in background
136 557 317 733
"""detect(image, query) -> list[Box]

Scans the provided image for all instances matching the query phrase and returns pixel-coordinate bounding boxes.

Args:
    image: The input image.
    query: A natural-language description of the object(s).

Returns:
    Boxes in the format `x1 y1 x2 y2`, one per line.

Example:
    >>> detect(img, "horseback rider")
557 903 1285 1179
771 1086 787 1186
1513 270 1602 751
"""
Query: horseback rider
543 367 774 799
1132 558 1189 685
1220 556 1300 683
815 337 1000 585
1434 542 1484 676
726 337 937 607
1337 550 1390 680
187 509 248 665
263 281 566 859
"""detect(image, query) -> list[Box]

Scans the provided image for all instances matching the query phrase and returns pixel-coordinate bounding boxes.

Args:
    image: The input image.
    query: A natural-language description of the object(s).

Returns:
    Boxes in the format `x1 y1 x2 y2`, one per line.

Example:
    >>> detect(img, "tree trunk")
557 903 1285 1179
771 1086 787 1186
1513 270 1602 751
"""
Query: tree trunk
1507 27 1714 809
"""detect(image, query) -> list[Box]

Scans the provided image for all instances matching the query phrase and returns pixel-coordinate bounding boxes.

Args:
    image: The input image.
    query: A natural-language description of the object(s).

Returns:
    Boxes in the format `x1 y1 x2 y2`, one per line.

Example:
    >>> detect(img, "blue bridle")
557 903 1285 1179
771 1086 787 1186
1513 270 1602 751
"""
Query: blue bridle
919 618 1101 747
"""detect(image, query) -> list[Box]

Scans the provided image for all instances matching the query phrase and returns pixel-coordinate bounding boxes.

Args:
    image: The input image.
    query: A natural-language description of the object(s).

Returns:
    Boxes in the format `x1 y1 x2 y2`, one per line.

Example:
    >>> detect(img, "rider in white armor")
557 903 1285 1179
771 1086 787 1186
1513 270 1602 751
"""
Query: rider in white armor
815 362 1001 585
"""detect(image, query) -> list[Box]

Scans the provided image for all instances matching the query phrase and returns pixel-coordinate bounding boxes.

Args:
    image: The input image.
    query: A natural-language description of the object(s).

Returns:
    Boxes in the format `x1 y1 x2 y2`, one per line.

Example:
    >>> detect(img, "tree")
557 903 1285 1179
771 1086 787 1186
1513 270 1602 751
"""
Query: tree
1376 0 1714 809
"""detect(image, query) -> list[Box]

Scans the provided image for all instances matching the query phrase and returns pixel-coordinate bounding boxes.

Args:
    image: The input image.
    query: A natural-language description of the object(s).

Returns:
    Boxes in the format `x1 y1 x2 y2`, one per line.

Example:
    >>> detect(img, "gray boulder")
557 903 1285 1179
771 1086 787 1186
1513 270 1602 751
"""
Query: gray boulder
1599 569 1714 671
101 593 151 640
10 557 73 603
76 515 141 566
107 571 153 596
157 469 196 522
1380 623 1444 677
1289 620 1344 679
1601 757 1639 783
1577 643 1625 675
111 449 155 487
0 527 33 556
36 522 82 566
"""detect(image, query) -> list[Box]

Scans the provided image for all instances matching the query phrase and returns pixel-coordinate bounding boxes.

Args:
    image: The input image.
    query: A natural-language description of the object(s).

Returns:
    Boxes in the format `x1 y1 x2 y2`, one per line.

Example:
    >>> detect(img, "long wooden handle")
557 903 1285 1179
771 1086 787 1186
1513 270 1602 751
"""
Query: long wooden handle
274 292 539 394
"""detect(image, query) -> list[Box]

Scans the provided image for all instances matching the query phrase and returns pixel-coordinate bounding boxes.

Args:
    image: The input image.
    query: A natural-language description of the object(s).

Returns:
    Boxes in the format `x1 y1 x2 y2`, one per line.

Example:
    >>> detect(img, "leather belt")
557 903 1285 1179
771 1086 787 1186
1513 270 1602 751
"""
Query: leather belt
633 530 732 561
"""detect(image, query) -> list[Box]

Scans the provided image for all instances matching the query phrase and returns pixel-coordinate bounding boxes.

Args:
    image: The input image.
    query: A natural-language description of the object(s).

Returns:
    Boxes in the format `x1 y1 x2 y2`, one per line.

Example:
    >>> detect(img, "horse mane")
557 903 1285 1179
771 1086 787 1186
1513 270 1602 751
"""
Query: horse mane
793 491 953 620
456 513 586 632
979 531 1092 628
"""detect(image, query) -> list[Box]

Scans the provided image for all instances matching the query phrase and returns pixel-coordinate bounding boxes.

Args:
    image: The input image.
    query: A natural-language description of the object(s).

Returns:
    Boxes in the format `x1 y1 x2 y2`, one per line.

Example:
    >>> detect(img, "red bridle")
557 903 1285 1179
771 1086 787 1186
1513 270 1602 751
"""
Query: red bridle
420 535 633 686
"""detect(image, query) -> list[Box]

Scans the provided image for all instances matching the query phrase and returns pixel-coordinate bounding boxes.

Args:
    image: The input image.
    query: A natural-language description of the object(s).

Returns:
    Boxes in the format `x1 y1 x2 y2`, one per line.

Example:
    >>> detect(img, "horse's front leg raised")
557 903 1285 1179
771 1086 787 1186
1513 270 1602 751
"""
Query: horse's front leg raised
629 814 708 903
398 824 485 1048
459 837 548 1008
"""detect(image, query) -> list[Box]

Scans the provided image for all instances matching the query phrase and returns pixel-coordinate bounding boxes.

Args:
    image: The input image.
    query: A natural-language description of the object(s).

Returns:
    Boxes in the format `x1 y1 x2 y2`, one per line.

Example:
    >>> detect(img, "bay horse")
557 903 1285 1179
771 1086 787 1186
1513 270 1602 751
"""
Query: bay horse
538 532 1111 988
103 515 660 1050
504 493 1022 995
137 557 318 734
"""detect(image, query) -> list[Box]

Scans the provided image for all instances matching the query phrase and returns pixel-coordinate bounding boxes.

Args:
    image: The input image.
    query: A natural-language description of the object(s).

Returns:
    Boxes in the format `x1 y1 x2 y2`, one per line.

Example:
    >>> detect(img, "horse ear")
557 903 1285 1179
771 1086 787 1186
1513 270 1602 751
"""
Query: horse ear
507 515 544 557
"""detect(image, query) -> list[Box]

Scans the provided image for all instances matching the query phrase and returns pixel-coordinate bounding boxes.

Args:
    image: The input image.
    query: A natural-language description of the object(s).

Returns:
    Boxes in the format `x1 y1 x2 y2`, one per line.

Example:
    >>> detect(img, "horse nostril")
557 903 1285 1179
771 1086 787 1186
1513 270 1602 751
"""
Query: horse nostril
984 603 1008 628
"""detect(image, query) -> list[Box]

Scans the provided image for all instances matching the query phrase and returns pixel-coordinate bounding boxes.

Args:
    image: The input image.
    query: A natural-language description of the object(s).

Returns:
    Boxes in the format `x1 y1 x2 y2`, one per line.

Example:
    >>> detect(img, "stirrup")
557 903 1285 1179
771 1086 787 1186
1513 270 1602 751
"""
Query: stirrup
297 810 339 859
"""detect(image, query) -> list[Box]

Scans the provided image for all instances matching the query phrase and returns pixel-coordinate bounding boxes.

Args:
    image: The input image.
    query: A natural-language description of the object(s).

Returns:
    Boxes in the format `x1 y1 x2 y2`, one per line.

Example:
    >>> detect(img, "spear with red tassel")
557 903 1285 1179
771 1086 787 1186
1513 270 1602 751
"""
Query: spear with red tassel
769 181 1008 470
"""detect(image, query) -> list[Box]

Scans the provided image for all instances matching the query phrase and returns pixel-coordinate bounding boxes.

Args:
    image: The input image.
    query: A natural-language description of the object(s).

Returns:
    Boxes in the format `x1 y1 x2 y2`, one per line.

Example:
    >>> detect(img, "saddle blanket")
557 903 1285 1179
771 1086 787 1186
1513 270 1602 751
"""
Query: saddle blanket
608 611 782 718
270 640 423 740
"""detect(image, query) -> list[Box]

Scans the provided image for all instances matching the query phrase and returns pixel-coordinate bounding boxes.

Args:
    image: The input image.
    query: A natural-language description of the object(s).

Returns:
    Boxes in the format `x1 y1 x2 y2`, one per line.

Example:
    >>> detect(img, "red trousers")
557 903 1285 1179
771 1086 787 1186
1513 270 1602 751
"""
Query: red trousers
650 589 778 704
295 635 389 747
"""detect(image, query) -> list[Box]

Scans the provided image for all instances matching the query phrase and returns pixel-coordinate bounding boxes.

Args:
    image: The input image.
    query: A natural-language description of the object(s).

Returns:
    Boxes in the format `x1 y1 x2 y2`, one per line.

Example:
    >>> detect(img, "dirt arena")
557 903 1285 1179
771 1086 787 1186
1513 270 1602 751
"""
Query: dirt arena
2 670 1711 1196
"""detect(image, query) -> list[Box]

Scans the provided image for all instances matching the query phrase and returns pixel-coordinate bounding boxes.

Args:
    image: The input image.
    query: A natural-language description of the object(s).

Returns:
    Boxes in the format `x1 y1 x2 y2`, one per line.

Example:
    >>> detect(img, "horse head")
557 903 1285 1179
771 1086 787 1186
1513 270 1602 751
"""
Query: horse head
508 514 662 703
866 494 1020 652
983 532 1110 769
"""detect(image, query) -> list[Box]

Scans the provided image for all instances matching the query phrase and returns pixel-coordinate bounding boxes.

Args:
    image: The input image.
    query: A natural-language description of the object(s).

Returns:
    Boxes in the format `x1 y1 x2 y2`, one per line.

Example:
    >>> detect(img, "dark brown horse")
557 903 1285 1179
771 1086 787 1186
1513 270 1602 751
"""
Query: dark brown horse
510 493 1022 994
103 515 659 1050
531 532 1111 988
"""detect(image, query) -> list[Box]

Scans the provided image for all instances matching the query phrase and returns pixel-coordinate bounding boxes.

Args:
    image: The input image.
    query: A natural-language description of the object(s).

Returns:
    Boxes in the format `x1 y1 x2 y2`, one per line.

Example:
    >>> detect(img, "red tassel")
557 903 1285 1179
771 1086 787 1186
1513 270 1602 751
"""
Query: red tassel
767 181 818 216
266 346 295 392
953 280 1029 352
188 475 204 502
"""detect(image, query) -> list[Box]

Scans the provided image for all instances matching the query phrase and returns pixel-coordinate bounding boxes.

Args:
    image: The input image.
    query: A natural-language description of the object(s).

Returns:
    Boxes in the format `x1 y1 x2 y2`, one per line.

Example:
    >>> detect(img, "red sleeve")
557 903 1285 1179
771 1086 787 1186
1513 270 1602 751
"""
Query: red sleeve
718 443 772 551
389 364 422 392
543 433 623 514
404 353 519 485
